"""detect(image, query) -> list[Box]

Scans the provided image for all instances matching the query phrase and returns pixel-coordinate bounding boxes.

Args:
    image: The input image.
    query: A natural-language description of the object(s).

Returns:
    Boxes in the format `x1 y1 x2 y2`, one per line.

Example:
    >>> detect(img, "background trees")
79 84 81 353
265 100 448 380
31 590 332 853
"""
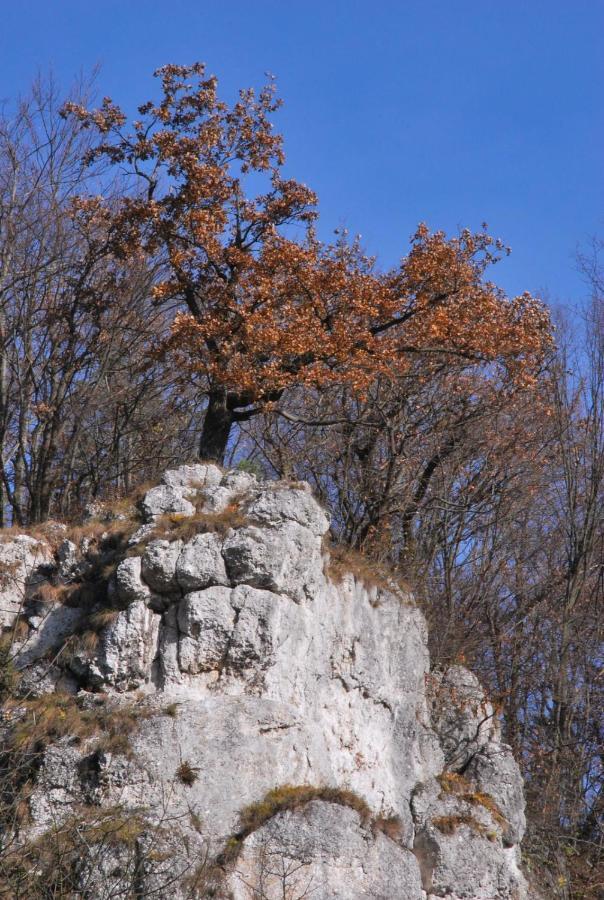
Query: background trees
0 77 201 525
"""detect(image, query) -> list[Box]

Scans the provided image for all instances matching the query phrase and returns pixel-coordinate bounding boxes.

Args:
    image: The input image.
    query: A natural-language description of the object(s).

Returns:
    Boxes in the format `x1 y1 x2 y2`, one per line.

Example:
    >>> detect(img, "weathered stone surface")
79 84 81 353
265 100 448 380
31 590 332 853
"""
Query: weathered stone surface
244 484 330 535
4 466 529 899
140 463 224 522
0 534 52 628
175 531 229 591
140 539 183 593
428 666 499 768
126 522 156 547
161 462 223 490
114 556 152 606
177 586 235 673
74 601 160 690
414 807 527 900
56 539 79 578
140 484 195 521
229 800 423 899
464 741 527 847
14 602 84 669
220 469 257 493
222 520 323 602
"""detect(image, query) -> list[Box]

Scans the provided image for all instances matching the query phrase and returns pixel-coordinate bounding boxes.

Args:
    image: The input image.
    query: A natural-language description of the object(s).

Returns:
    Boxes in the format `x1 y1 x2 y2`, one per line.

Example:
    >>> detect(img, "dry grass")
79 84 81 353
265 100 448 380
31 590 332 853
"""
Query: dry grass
150 501 248 544
463 791 507 828
33 582 73 605
0 559 21 589
219 784 372 866
323 540 413 602
2 693 151 758
0 804 149 896
11 617 30 643
37 524 135 616
432 813 497 842
175 760 199 787
88 608 120 631
437 771 473 795
239 784 372 832
0 635 20 701
372 814 404 842
58 607 120 669
437 771 506 829
0 520 65 551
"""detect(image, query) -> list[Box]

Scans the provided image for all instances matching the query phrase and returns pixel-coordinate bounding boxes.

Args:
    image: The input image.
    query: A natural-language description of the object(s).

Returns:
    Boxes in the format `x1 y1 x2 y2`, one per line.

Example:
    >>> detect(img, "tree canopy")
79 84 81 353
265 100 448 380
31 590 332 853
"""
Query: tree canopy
63 63 553 461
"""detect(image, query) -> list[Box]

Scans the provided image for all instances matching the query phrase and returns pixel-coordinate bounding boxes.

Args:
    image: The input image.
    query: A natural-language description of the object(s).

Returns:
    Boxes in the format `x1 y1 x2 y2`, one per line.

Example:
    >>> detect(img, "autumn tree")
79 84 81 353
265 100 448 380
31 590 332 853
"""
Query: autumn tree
63 63 553 464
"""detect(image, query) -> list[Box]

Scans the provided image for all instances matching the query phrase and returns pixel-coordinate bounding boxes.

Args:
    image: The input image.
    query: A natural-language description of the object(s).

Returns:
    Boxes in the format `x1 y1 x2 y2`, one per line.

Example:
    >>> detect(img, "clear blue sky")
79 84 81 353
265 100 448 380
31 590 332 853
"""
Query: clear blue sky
1 1 602 304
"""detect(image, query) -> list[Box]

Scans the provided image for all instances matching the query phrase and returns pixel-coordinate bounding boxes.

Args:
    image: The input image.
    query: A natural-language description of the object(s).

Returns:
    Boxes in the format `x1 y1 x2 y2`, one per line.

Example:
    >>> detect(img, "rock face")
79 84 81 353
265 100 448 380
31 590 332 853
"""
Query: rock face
3 466 529 899
0 533 52 628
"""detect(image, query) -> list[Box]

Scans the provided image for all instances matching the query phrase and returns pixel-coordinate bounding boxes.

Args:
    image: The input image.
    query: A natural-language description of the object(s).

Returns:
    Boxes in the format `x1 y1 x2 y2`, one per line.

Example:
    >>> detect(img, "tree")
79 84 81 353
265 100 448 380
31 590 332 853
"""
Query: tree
0 75 203 526
63 63 553 463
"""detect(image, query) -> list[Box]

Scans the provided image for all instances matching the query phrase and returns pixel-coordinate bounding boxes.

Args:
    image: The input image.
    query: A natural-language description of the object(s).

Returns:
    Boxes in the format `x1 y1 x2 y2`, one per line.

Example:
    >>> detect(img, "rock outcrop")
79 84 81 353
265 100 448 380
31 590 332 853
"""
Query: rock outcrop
1 465 529 899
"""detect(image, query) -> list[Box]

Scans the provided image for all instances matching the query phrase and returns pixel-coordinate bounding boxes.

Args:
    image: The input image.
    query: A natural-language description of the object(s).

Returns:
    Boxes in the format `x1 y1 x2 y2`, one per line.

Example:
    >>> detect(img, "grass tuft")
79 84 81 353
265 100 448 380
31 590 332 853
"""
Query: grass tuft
437 771 507 829
323 539 413 602
175 760 199 787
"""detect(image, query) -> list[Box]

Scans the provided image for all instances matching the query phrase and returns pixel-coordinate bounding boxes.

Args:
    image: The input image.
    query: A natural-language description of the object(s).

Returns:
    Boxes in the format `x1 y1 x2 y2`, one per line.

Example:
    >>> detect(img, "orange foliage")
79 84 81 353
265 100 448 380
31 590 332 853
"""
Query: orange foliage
63 63 553 439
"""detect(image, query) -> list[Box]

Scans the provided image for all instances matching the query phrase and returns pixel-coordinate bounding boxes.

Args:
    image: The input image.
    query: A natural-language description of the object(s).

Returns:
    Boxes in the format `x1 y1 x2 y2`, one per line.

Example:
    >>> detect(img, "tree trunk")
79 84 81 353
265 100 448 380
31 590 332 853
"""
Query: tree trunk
198 390 235 464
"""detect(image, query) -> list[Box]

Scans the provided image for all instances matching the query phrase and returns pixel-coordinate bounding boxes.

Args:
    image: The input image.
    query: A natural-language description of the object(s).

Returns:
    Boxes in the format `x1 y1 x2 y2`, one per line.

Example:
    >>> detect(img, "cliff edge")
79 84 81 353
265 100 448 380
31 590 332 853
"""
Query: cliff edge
1 465 528 899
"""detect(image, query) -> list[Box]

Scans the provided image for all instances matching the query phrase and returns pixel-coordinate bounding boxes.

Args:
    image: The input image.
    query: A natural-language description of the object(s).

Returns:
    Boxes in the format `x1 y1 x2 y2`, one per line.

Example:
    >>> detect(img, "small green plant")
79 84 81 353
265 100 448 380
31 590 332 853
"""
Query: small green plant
235 458 265 479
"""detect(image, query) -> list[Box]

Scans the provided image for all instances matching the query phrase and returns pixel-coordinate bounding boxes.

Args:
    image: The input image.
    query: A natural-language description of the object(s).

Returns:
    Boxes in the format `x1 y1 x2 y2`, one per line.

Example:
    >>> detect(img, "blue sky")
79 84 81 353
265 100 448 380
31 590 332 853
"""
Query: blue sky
1 1 602 305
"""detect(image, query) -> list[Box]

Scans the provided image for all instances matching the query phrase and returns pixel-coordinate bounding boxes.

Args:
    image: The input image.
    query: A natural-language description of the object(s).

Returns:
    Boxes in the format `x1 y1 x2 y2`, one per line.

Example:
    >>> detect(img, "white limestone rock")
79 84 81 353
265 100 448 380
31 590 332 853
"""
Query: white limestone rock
75 601 160 690
175 531 229 591
221 521 323 603
0 534 52 628
140 539 183 593
464 741 527 847
413 798 527 900
140 484 195 521
140 463 224 522
177 586 235 673
4 468 530 900
114 556 152 606
14 603 84 669
229 800 424 899
244 484 330 535
220 469 257 492
161 463 223 490
56 539 79 578
428 666 499 768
